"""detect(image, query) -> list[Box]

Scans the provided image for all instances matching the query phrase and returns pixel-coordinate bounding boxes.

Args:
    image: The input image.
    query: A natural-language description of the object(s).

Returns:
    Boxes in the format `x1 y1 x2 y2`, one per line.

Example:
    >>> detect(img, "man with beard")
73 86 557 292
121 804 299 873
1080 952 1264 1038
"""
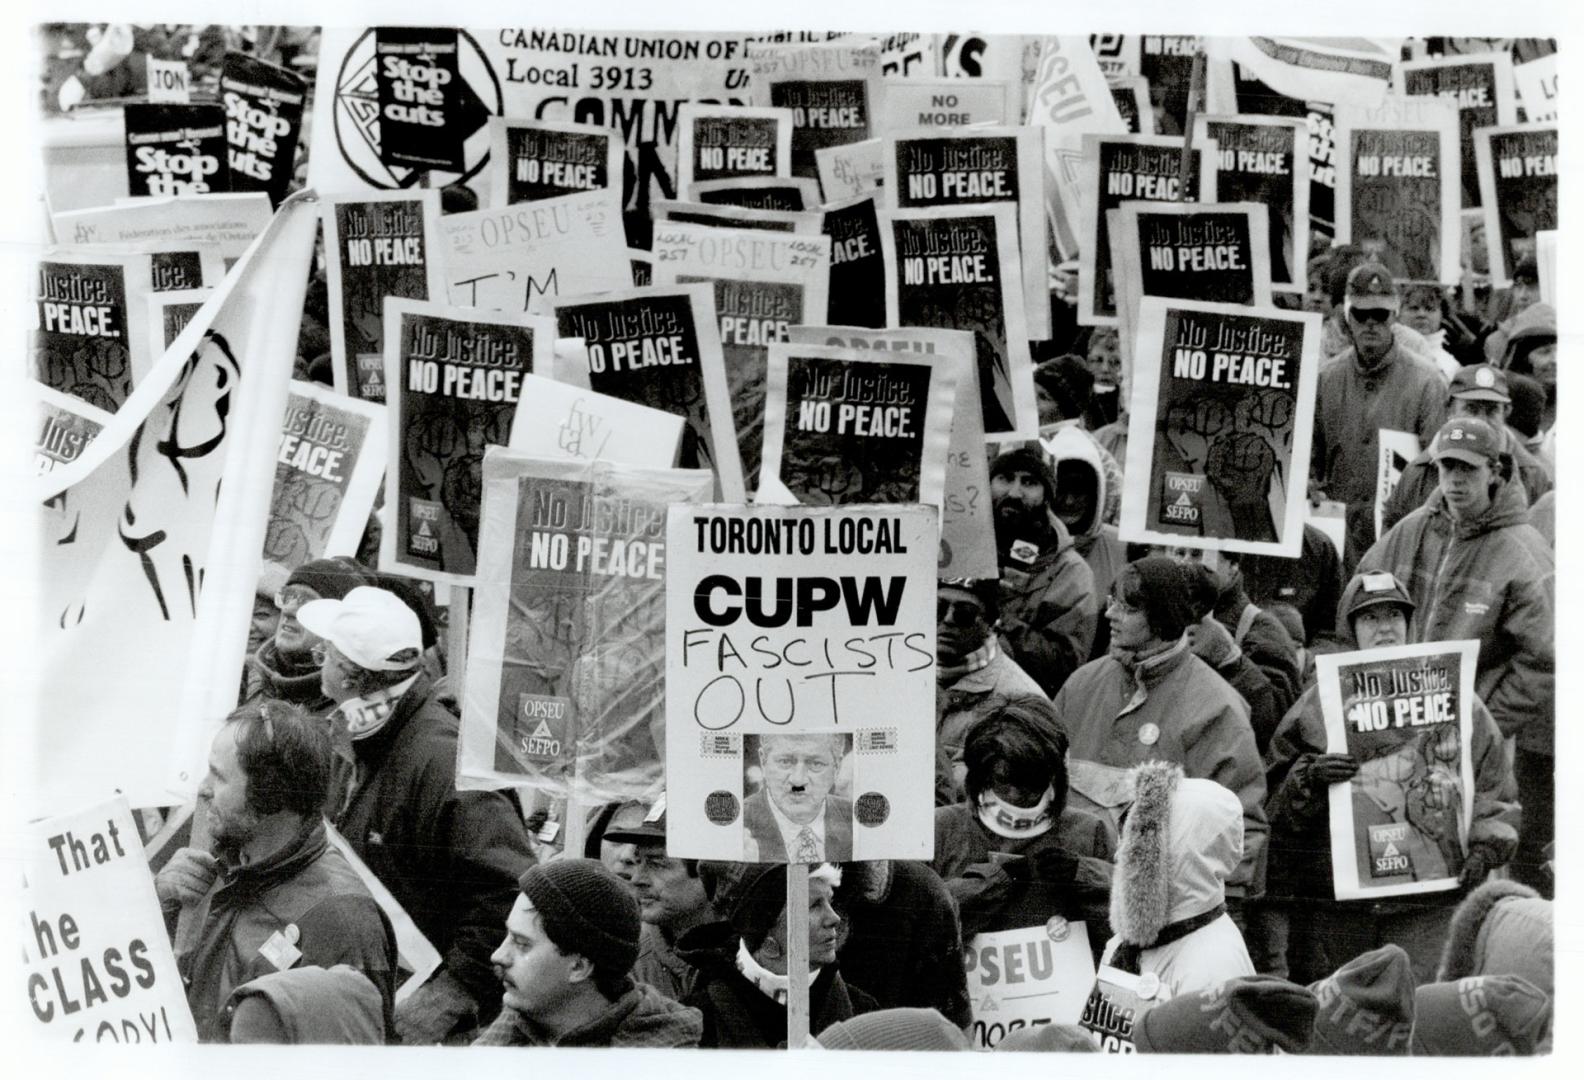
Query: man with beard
987 444 1098 696
155 699 397 1042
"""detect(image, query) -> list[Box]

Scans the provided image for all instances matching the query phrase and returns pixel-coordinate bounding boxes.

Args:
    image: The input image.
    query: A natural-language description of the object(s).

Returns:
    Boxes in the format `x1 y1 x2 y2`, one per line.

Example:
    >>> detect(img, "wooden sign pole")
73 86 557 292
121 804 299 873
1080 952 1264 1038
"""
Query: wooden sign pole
786 862 811 1049
1178 49 1207 202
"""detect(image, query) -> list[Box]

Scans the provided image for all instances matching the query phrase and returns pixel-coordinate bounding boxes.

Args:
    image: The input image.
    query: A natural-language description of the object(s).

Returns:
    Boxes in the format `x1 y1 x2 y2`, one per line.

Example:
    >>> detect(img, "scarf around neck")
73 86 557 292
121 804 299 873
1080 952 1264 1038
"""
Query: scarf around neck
735 938 821 1006
938 636 998 684
339 673 420 740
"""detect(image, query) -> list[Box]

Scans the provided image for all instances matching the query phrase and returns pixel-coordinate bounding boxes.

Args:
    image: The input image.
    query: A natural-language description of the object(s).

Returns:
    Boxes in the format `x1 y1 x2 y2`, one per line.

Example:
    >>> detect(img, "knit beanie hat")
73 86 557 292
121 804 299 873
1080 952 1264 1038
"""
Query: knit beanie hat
1118 556 1199 642
1411 975 1552 1055
1133 976 1318 1053
1032 354 1095 422
699 862 787 951
1306 944 1416 1055
518 859 640 976
817 1007 969 1051
284 556 373 602
990 443 1058 507
995 1023 1098 1052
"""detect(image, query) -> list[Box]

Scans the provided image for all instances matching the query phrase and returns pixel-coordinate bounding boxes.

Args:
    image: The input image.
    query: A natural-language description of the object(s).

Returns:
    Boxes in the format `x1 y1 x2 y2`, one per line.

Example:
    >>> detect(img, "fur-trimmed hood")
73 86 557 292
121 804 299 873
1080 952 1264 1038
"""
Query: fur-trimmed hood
1437 880 1553 996
1041 424 1122 541
1110 762 1243 945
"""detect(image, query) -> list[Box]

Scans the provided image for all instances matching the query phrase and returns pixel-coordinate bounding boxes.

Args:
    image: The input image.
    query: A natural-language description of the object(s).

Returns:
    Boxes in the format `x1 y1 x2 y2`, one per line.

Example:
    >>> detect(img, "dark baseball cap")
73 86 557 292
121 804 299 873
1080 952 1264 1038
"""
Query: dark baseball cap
602 796 667 845
1432 416 1501 466
1449 363 1511 403
1345 262 1399 311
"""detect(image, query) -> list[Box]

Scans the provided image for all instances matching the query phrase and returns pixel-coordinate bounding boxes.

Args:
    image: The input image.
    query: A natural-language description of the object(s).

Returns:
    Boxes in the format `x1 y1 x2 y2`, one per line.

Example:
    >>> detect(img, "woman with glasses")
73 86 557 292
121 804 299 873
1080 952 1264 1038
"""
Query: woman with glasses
242 556 374 714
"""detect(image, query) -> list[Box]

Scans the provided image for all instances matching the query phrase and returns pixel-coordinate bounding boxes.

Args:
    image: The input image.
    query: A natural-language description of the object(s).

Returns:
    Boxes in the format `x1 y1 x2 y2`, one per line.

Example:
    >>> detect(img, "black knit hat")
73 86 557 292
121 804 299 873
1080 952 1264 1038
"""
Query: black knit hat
699 862 787 950
284 556 373 602
1117 556 1198 642
518 859 641 976
990 443 1057 507
1032 354 1095 422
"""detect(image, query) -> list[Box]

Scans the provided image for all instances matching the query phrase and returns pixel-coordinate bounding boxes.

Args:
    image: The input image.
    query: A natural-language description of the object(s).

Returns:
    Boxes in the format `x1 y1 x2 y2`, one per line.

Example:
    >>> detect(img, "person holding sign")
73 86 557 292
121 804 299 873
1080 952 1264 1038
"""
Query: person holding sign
1357 416 1553 897
1263 571 1519 985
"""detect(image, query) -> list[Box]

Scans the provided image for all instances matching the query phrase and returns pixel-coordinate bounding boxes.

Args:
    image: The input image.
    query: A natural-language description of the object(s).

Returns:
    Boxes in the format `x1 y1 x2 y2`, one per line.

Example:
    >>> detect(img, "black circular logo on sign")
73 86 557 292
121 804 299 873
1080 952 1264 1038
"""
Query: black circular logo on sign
705 791 740 825
855 792 889 827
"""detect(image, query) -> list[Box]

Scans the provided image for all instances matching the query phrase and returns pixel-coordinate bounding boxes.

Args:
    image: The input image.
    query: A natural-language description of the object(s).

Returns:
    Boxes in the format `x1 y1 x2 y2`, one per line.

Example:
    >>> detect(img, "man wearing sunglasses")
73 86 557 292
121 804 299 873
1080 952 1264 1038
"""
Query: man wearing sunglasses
1310 262 1449 570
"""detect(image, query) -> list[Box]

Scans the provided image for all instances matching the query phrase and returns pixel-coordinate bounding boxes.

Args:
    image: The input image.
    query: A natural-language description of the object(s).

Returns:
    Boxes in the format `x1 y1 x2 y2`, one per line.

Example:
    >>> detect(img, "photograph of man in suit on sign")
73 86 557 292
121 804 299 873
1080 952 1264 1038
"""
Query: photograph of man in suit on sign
742 732 853 862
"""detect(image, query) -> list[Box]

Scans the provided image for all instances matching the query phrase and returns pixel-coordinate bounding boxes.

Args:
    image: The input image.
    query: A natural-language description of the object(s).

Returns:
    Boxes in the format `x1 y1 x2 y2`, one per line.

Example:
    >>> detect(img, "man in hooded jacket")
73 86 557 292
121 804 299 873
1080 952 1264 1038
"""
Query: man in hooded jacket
1043 425 1128 656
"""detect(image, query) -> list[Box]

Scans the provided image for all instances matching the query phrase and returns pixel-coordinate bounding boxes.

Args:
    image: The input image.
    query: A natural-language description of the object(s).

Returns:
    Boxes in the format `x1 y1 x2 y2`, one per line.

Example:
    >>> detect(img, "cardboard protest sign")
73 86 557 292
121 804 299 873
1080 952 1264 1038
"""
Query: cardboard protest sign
21 797 197 1043
324 190 445 402
486 118 624 206
264 381 387 570
551 284 747 500
1219 66 1340 236
380 299 553 586
52 193 274 263
374 27 468 172
1335 94 1460 285
1090 34 1142 81
880 202 1038 437
219 51 309 208
1399 53 1517 209
441 187 631 314
676 104 794 193
1079 965 1161 1052
789 325 995 578
822 193 887 328
1110 77 1154 135
750 41 881 180
1536 229 1557 305
691 176 821 211
965 918 1096 1049
147 288 212 357
1078 133 1216 326
123 104 231 199
874 31 937 79
630 249 653 287
815 138 884 202
651 222 831 486
1194 115 1311 290
1027 37 1128 260
35 384 110 477
1513 54 1557 123
1138 35 1200 130
508 373 685 465
664 504 938 862
877 77 1018 131
1120 298 1321 557
1474 123 1558 288
883 126 1050 339
1320 639 1479 900
459 451 713 797
32 249 156 412
758 342 958 508
1375 429 1421 541
653 199 823 234
145 244 225 293
146 56 191 103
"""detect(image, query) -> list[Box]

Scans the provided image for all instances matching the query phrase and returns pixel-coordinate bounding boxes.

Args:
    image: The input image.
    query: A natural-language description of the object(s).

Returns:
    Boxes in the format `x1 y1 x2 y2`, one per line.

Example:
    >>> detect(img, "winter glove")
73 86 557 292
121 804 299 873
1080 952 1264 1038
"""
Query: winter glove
155 847 219 910
1292 753 1359 795
1459 833 1518 887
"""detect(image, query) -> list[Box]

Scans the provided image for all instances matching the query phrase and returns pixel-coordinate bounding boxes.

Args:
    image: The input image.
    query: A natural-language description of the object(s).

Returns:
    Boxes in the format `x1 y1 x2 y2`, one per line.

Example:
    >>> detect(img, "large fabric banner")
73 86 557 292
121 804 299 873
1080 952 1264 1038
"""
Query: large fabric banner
1474 123 1559 288
664 504 937 862
1321 640 1479 901
1120 297 1321 558
459 451 712 797
34 193 318 816
1205 37 1395 109
1026 36 1127 260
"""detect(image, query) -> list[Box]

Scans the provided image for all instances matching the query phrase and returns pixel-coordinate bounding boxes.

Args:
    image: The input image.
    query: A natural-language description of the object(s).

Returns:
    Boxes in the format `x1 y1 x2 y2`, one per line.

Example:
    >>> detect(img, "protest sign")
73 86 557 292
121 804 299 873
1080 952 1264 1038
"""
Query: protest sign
1027 36 1128 260
1334 94 1461 284
122 103 231 199
1090 34 1142 81
881 202 1038 437
459 451 713 797
375 27 469 172
815 138 884 202
676 104 794 192
873 31 937 78
1400 53 1518 209
1110 77 1154 135
1111 201 1271 368
964 919 1096 1049
1206 37 1395 109
551 284 747 500
146 56 191 103
877 77 1018 131
380 299 552 586
219 51 309 208
1079 965 1160 1052
264 381 388 571
442 186 631 314
52 193 274 264
758 342 958 508
34 384 110 477
1474 123 1558 289
822 192 887 328
939 32 1039 95
486 117 624 206
653 199 823 234
1194 115 1311 290
1138 35 1200 130
750 41 882 180
630 249 653 286
1513 54 1558 123
508 373 685 464
691 176 821 211
883 125 1050 339
651 222 831 486
664 504 938 861
32 248 156 412
789 325 995 578
144 244 225 293
1120 297 1321 557
1319 640 1479 900
1216 63 1340 236
35 193 318 816
1078 133 1216 326
147 288 212 357
1375 429 1421 541
21 796 197 1043
323 189 445 402
1536 229 1556 305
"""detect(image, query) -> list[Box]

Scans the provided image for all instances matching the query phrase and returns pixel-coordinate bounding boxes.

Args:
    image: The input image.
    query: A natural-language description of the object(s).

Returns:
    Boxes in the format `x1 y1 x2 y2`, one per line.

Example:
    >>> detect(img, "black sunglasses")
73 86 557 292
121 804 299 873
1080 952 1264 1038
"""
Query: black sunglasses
1348 306 1394 325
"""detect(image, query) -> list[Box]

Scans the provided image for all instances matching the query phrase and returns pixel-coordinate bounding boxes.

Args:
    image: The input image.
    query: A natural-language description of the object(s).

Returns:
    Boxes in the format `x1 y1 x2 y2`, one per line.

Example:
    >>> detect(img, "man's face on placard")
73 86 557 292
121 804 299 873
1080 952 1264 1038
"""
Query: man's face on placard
759 735 840 826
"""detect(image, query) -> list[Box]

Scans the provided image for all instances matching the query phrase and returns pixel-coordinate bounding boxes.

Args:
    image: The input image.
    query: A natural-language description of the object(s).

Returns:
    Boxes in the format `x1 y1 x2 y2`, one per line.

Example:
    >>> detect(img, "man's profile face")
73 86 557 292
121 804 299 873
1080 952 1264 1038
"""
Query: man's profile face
198 723 259 854
759 736 840 826
491 895 575 1018
629 846 707 931
937 586 991 664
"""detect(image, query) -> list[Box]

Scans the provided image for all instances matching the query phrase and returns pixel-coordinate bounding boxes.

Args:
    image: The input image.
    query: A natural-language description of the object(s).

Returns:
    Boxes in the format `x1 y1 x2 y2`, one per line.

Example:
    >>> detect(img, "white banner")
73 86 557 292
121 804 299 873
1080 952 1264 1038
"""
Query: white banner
965 919 1096 1049
1027 36 1127 260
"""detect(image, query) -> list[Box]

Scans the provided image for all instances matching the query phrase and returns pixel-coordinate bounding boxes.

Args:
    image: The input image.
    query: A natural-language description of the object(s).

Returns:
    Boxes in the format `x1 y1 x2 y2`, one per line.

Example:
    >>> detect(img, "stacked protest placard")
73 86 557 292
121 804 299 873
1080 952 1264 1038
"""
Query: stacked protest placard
676 104 794 192
749 40 882 180
1192 115 1310 291
821 193 887 328
123 103 231 198
34 384 111 476
33 249 157 411
219 51 309 208
1398 52 1517 209
486 117 624 205
690 176 821 211
1474 122 1558 288
1027 37 1127 260
1375 429 1422 541
965 918 1097 1049
877 77 1018 132
1319 640 1479 900
506 372 685 465
53 192 275 265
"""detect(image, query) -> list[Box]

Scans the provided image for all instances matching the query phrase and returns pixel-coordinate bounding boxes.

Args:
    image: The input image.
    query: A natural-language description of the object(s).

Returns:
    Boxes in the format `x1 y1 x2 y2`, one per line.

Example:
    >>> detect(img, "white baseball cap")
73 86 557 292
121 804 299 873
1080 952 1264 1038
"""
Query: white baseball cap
297 586 423 672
